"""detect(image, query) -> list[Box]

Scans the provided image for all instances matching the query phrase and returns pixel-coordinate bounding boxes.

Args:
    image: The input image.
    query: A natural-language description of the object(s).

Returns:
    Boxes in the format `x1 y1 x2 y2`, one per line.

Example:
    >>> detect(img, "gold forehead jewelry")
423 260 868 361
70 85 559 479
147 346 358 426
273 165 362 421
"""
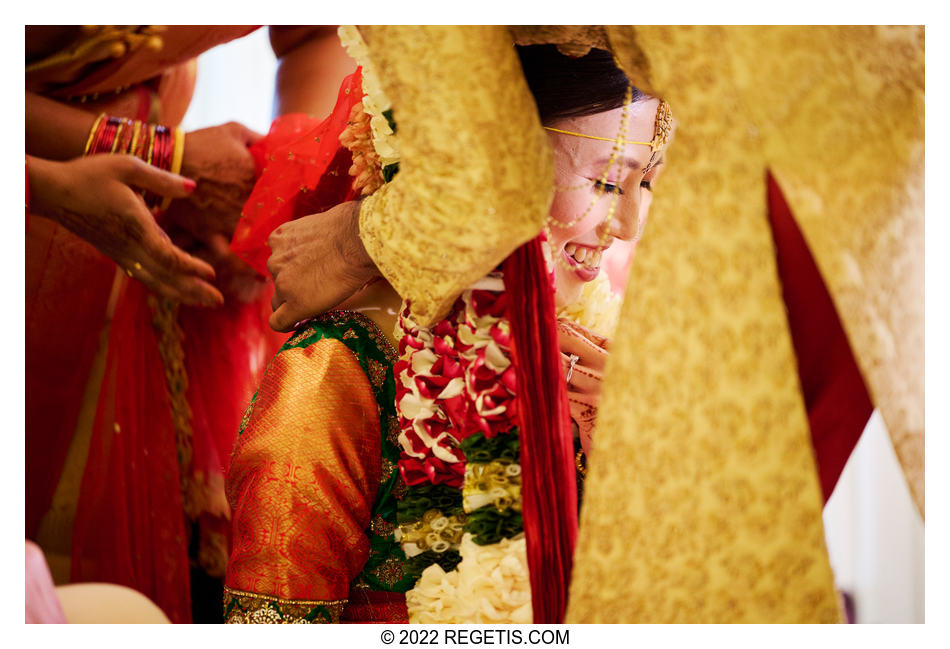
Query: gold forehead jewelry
543 99 673 154
543 127 653 148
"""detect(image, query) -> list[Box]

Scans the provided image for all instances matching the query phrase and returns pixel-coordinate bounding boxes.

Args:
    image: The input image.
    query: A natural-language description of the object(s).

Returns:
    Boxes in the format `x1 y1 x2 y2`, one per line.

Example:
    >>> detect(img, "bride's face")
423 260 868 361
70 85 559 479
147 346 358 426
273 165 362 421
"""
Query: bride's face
546 98 665 306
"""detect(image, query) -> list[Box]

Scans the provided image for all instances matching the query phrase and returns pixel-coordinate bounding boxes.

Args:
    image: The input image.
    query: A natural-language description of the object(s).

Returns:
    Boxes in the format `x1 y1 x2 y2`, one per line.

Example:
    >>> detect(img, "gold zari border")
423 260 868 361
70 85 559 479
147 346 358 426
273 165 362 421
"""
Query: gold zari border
223 586 346 624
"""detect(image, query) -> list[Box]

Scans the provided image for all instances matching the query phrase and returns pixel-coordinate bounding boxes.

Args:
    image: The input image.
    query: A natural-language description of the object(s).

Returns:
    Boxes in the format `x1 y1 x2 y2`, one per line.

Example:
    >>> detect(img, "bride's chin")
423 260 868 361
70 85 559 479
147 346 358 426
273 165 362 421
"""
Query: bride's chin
554 270 584 307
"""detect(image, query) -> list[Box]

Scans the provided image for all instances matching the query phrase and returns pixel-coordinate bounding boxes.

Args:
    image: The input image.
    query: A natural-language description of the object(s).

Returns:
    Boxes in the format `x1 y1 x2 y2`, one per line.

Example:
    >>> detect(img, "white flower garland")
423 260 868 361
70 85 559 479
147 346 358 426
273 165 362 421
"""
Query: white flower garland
406 533 532 624
337 26 400 168
556 271 622 338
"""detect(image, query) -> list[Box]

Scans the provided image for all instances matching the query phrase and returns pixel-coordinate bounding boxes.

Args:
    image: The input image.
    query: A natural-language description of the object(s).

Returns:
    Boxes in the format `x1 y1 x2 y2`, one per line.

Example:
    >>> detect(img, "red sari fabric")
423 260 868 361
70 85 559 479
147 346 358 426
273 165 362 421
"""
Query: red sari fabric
766 172 874 502
25 26 284 623
231 68 363 275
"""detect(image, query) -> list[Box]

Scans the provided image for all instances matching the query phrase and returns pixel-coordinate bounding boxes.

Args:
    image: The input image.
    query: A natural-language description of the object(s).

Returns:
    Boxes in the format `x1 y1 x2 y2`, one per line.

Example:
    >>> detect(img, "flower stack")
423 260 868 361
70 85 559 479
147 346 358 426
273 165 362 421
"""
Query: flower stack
394 276 532 623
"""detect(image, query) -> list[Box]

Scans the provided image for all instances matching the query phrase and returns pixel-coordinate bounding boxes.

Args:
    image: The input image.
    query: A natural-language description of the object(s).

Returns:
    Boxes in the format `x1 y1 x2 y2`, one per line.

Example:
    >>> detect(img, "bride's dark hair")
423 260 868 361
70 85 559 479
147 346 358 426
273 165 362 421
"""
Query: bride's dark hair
516 44 646 124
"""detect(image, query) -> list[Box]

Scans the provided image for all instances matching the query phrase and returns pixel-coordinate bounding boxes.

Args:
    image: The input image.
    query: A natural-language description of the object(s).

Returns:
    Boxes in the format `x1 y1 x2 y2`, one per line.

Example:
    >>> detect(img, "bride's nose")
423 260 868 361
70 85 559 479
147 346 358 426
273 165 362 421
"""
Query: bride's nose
597 190 641 242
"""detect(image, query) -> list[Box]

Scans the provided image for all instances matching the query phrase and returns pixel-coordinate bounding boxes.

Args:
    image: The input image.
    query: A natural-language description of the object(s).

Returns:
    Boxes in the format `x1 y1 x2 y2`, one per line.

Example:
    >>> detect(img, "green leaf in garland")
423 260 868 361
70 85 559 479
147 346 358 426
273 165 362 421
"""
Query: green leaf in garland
465 507 523 545
382 109 396 134
402 549 462 580
460 430 520 464
382 162 399 183
397 483 464 524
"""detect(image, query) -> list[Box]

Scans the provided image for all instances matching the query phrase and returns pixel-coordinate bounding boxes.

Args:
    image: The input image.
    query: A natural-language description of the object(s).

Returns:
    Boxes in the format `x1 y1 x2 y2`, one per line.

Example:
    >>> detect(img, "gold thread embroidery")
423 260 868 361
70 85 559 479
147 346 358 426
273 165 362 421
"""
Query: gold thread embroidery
368 358 388 388
371 555 405 588
223 586 346 624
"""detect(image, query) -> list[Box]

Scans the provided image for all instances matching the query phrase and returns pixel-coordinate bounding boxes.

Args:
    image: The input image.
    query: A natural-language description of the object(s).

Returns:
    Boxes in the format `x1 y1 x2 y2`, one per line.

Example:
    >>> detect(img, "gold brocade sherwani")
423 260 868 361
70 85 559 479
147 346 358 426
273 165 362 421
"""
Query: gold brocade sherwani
224 311 411 623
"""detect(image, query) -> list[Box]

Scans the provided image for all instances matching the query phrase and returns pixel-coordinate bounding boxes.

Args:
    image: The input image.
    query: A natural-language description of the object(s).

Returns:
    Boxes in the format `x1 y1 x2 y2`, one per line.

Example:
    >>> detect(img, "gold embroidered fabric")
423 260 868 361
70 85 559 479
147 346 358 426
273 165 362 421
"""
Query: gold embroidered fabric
607 24 924 518
510 26 609 58
223 586 345 624
225 339 382 603
357 26 553 326
567 25 922 623
729 26 924 515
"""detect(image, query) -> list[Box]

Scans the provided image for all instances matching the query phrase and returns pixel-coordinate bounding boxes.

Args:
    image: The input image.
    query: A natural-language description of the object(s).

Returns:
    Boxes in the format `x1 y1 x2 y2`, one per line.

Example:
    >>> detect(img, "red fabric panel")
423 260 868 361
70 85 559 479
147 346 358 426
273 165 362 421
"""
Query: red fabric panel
25 221 116 537
505 237 577 623
70 280 192 623
766 172 874 502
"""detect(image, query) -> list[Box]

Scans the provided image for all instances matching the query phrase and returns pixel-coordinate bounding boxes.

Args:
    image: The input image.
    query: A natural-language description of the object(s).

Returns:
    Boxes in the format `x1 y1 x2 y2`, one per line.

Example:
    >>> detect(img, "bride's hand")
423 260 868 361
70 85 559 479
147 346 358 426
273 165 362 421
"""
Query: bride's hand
557 319 608 456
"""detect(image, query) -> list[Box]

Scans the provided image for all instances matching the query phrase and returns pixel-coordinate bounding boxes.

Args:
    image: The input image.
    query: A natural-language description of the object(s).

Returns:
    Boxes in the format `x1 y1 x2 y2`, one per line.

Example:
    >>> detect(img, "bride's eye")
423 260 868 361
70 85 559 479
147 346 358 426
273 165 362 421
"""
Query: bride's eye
640 180 653 192
593 179 623 195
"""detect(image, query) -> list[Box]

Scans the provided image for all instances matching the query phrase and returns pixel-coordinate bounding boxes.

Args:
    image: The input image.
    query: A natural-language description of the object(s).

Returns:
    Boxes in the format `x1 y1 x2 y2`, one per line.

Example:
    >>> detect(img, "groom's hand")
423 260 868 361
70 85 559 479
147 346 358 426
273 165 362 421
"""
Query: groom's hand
267 200 379 332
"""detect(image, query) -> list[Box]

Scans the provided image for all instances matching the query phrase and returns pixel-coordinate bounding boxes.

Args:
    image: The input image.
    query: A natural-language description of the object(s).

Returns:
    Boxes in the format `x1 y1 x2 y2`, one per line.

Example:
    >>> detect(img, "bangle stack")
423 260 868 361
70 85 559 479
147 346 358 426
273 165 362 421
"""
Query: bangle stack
84 113 185 211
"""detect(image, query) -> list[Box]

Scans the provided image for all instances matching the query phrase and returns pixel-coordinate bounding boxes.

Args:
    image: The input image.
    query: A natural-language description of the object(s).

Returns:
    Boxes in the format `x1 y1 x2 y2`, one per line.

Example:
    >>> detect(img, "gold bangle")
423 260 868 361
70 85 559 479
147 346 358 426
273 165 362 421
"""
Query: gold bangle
127 121 142 156
110 119 126 153
145 124 157 166
160 126 187 212
83 113 106 156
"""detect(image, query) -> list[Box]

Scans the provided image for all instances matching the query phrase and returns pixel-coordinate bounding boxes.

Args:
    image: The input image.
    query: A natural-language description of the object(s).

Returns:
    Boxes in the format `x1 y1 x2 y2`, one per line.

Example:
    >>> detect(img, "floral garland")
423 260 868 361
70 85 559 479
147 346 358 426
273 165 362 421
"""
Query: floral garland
555 270 622 338
336 28 529 620
337 26 399 170
394 278 532 623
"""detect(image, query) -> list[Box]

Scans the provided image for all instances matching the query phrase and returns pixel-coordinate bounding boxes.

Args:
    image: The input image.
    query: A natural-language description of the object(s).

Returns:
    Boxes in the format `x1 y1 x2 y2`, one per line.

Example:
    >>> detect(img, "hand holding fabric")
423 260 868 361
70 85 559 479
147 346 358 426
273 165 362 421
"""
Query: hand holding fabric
27 154 223 306
266 200 378 332
164 122 262 246
557 319 609 455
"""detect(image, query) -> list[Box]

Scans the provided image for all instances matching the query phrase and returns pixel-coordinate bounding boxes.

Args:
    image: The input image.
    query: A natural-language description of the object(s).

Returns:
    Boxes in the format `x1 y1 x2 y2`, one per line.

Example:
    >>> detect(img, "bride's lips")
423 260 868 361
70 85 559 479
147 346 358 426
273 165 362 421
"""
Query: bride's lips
562 245 600 282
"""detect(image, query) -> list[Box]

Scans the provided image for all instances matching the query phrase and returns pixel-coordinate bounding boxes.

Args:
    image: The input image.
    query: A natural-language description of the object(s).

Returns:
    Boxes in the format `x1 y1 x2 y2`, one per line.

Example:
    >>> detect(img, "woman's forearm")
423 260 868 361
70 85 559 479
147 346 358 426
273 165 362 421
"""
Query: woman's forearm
26 91 98 160
270 26 357 118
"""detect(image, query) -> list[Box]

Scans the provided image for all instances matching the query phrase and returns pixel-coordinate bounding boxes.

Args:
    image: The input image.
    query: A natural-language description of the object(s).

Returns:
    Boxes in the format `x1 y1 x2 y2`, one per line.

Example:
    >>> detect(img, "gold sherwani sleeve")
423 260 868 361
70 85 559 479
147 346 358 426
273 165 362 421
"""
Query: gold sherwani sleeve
567 25 922 623
356 25 554 326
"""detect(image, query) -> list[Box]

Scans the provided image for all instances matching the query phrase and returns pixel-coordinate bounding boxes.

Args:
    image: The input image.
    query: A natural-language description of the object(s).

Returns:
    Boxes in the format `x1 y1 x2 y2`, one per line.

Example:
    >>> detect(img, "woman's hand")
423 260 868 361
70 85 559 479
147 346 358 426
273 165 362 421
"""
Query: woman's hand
28 154 223 307
163 121 263 245
267 200 379 332
558 318 609 455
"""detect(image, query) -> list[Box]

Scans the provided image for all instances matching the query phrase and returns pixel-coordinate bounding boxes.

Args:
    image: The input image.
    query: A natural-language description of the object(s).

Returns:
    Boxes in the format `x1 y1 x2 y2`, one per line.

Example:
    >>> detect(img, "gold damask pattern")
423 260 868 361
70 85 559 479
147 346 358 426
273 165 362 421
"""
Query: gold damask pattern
225 339 383 604
357 26 553 326
610 25 925 517
567 26 848 623
726 26 924 515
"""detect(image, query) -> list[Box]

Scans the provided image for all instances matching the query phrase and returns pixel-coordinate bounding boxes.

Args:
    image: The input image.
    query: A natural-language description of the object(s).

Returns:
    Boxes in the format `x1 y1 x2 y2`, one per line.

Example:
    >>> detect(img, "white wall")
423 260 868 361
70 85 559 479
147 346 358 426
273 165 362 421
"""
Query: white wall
823 410 925 622
180 28 277 134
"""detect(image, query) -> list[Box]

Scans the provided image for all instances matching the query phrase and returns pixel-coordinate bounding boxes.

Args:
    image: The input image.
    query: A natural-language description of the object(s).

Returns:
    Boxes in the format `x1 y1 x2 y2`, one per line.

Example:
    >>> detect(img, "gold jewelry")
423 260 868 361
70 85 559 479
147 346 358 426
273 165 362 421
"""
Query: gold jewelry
546 91 669 272
575 449 587 478
543 98 673 154
544 126 653 147
83 114 106 155
128 121 143 158
547 82 632 232
159 126 187 211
